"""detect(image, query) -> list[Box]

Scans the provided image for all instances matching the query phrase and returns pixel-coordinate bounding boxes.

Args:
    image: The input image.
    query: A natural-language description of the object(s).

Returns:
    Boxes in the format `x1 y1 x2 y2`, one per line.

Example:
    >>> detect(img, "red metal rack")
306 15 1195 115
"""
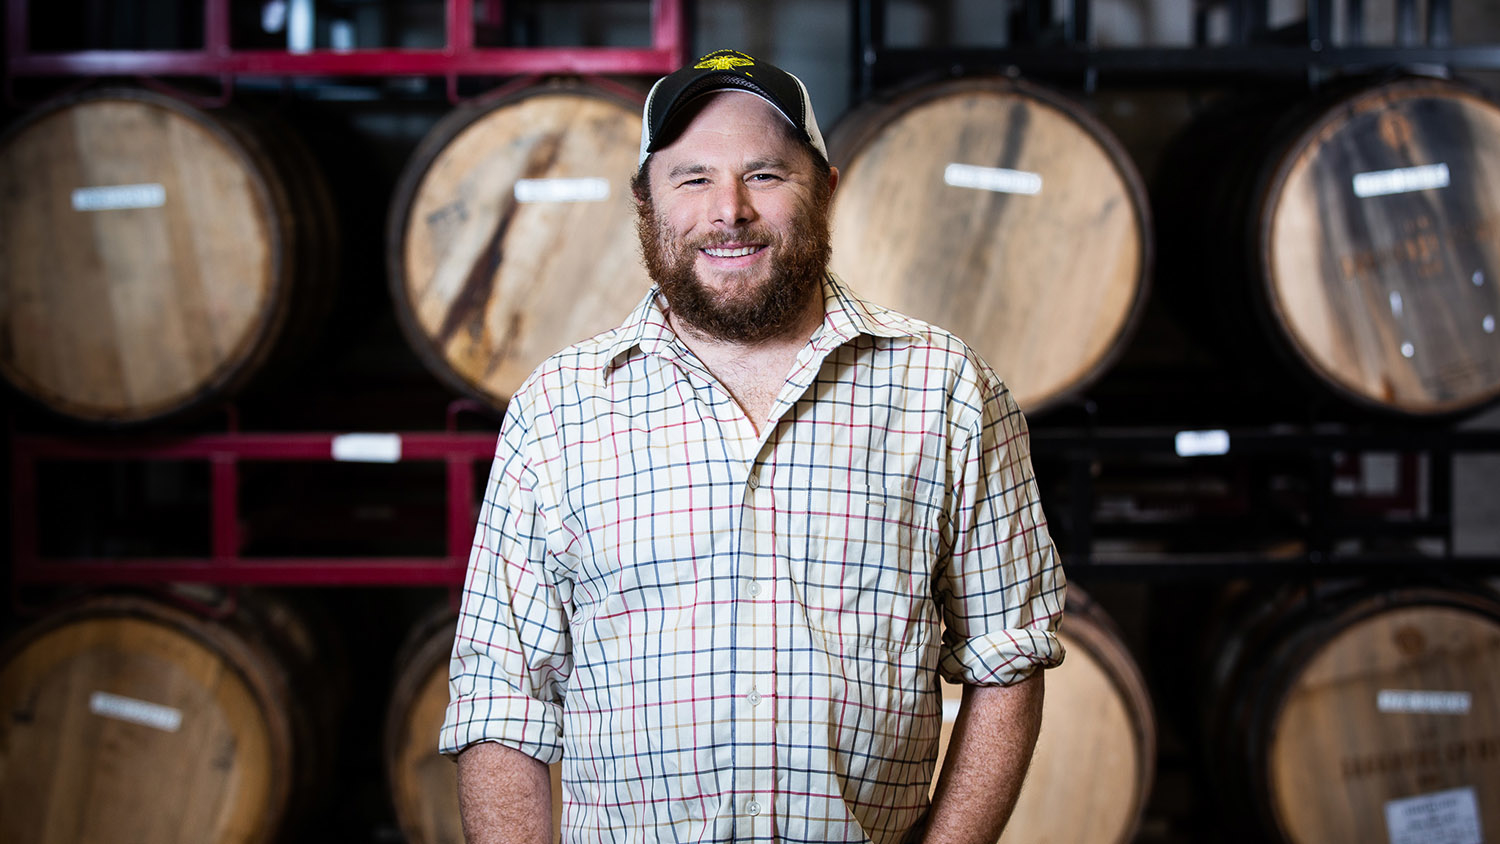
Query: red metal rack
5 0 688 89
1 1 690 594
9 404 500 588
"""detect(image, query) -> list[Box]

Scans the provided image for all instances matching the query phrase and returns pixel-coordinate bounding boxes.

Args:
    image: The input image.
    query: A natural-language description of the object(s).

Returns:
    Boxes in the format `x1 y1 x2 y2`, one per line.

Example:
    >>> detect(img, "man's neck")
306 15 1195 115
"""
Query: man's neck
666 290 825 435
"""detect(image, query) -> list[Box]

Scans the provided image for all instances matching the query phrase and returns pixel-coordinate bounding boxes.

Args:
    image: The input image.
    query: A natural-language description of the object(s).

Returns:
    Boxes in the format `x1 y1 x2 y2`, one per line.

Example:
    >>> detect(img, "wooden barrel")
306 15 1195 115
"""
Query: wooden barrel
0 87 337 425
0 592 336 843
384 607 563 844
1159 76 1500 418
828 77 1152 414
387 81 652 410
933 585 1155 844
1204 582 1500 843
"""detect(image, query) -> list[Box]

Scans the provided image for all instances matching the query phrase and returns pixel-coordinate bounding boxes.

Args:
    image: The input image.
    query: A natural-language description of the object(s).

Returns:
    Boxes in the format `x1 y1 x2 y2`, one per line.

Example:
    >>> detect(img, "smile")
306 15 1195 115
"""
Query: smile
702 245 764 258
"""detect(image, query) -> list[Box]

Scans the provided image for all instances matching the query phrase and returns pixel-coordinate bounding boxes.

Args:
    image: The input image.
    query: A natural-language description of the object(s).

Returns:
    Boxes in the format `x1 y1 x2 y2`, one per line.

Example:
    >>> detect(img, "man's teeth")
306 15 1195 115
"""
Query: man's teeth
703 246 759 258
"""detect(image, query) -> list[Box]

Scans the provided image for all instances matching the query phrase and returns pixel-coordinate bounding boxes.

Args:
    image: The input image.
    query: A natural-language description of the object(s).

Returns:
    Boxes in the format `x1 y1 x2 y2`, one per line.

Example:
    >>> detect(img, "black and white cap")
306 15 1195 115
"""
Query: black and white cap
638 49 828 167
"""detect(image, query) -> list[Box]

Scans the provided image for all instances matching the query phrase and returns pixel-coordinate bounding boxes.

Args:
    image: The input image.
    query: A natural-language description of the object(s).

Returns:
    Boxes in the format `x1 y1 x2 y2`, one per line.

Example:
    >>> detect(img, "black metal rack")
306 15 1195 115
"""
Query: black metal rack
1032 424 1500 577
851 0 1500 98
841 0 1500 579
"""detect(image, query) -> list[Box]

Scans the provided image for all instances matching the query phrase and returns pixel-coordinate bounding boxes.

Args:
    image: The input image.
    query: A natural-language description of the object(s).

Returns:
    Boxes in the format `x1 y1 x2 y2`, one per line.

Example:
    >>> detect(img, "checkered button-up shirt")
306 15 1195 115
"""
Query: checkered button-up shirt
443 274 1065 844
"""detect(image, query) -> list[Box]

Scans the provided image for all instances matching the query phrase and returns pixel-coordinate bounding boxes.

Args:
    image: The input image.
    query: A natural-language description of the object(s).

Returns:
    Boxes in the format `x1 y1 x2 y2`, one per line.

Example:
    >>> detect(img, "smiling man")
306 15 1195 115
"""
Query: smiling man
442 49 1066 844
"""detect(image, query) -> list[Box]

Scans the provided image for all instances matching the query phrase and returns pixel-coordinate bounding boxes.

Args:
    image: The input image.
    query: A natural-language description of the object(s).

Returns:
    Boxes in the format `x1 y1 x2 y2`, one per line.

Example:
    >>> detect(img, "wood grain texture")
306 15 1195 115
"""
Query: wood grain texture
390 84 651 409
935 588 1154 844
1266 603 1500 844
0 90 296 423
385 610 563 844
1264 78 1500 415
0 597 293 844
829 78 1150 414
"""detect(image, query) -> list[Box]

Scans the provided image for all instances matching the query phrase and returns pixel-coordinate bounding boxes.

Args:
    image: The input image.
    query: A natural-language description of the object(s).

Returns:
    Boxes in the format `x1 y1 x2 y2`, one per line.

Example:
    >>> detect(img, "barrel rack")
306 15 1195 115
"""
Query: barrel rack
8 406 1500 594
1031 423 1500 577
839 0 1500 578
4 0 689 103
5 0 1500 597
852 0 1500 97
0 0 687 604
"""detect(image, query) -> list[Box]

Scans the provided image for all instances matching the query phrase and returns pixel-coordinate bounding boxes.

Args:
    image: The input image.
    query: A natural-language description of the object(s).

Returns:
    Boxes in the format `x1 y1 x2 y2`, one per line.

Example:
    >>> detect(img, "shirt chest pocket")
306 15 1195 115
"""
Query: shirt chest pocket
793 482 939 653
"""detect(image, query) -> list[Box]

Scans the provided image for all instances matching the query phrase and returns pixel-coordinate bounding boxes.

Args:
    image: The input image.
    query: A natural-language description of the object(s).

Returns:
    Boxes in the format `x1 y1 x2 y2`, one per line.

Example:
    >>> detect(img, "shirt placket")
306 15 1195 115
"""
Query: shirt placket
733 443 778 838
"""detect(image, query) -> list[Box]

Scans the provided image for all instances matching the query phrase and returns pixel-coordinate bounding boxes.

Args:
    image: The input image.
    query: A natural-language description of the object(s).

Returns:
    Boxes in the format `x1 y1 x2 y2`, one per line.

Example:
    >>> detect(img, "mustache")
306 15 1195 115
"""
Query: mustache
686 228 780 249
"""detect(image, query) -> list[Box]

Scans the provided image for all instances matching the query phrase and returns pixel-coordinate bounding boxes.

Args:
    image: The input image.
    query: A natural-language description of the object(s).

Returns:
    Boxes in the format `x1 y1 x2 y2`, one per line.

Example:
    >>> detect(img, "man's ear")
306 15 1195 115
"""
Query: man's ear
827 166 840 197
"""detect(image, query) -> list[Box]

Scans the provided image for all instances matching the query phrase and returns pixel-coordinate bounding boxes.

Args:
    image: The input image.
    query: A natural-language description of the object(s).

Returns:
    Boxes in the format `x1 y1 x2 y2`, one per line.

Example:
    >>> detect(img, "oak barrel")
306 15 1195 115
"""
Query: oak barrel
828 77 1152 414
0 88 337 425
1204 582 1500 844
0 592 336 844
387 81 652 410
384 607 563 844
933 585 1155 844
1158 76 1500 417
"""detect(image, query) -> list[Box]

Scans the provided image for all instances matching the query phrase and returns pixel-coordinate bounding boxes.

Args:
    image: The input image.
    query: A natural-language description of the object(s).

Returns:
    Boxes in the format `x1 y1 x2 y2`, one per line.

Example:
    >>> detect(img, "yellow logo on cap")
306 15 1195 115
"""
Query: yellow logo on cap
694 51 755 72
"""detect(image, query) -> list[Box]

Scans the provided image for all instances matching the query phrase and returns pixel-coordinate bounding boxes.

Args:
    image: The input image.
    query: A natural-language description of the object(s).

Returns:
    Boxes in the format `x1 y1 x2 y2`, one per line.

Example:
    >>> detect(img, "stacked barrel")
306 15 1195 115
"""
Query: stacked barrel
1156 75 1500 419
0 88 337 426
0 592 340 843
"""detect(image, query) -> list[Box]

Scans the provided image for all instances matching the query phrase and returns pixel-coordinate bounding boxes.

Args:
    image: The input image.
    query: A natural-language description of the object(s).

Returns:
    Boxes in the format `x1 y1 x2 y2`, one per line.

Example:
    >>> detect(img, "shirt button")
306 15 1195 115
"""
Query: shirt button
746 579 762 597
746 800 762 816
746 473 760 489
747 689 762 706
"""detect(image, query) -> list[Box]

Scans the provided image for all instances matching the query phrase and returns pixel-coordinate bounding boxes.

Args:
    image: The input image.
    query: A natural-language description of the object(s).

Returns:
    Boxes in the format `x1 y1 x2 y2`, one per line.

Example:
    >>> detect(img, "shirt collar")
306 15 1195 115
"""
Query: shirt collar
601 273 922 378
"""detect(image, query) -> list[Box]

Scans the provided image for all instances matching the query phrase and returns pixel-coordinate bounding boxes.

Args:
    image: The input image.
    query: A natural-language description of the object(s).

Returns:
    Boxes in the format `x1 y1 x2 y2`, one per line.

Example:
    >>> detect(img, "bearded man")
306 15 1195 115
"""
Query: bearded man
442 49 1065 844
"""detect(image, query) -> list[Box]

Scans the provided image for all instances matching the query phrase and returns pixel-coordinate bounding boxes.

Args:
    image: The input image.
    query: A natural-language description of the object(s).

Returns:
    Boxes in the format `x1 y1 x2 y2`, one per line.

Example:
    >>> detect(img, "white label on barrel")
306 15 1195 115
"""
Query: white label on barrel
332 433 402 463
943 163 1042 196
89 691 183 732
514 178 610 203
1377 689 1472 715
1384 787 1481 844
71 183 166 211
1175 429 1230 457
1352 163 1450 198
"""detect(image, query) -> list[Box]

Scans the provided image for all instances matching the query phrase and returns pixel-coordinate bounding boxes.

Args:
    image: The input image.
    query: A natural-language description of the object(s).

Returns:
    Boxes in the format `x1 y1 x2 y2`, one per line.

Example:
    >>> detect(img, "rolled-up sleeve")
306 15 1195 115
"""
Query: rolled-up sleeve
936 368 1066 686
440 397 572 763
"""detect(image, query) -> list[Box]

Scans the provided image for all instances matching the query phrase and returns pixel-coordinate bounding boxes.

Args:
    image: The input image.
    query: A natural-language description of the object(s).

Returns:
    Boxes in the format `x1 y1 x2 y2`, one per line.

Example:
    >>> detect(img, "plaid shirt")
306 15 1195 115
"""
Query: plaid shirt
443 274 1065 844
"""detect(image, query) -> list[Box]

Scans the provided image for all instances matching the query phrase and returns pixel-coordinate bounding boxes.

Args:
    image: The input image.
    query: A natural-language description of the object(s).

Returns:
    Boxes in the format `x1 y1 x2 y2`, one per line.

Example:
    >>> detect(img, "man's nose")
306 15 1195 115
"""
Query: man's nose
711 180 755 227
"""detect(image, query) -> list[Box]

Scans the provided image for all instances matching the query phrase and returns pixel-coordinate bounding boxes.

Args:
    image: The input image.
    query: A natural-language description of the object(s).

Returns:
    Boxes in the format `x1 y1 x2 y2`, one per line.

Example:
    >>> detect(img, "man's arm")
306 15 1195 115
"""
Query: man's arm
456 741 553 844
922 672 1045 844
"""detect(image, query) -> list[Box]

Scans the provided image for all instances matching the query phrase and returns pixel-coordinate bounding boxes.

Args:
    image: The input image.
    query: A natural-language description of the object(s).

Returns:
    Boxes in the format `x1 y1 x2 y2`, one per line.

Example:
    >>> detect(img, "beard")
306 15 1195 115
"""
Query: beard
637 185 832 344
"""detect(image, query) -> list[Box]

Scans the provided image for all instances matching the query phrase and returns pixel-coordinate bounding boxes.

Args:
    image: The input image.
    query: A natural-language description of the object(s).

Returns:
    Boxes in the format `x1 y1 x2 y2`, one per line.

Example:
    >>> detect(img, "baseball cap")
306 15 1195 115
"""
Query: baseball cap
638 49 828 166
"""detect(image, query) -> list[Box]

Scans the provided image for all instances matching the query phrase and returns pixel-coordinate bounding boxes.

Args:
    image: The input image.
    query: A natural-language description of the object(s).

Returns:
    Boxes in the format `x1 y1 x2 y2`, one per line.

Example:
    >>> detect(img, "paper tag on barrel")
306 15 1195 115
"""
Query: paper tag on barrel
943 163 1043 196
1384 786 1481 844
1377 689 1471 715
71 183 166 211
1352 163 1449 198
90 691 183 732
514 178 611 203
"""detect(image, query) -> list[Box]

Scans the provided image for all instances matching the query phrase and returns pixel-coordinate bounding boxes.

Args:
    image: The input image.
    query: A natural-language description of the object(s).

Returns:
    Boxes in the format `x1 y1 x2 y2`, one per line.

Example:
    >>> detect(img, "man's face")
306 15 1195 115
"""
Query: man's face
637 92 837 343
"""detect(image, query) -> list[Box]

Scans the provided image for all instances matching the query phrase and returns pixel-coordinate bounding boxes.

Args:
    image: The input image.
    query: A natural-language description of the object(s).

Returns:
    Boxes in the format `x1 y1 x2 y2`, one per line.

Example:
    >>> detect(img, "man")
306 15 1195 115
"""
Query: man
442 49 1065 844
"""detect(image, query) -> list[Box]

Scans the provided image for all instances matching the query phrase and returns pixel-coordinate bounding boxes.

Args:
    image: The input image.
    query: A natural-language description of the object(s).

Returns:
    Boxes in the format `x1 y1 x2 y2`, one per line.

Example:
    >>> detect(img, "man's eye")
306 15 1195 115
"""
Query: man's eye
748 173 780 182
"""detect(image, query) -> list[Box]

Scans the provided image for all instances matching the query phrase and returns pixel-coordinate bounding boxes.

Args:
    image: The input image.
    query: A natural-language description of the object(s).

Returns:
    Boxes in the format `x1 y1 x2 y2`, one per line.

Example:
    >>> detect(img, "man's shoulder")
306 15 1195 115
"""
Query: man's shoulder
848 295 990 371
835 288 1017 416
830 277 978 356
513 323 632 398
